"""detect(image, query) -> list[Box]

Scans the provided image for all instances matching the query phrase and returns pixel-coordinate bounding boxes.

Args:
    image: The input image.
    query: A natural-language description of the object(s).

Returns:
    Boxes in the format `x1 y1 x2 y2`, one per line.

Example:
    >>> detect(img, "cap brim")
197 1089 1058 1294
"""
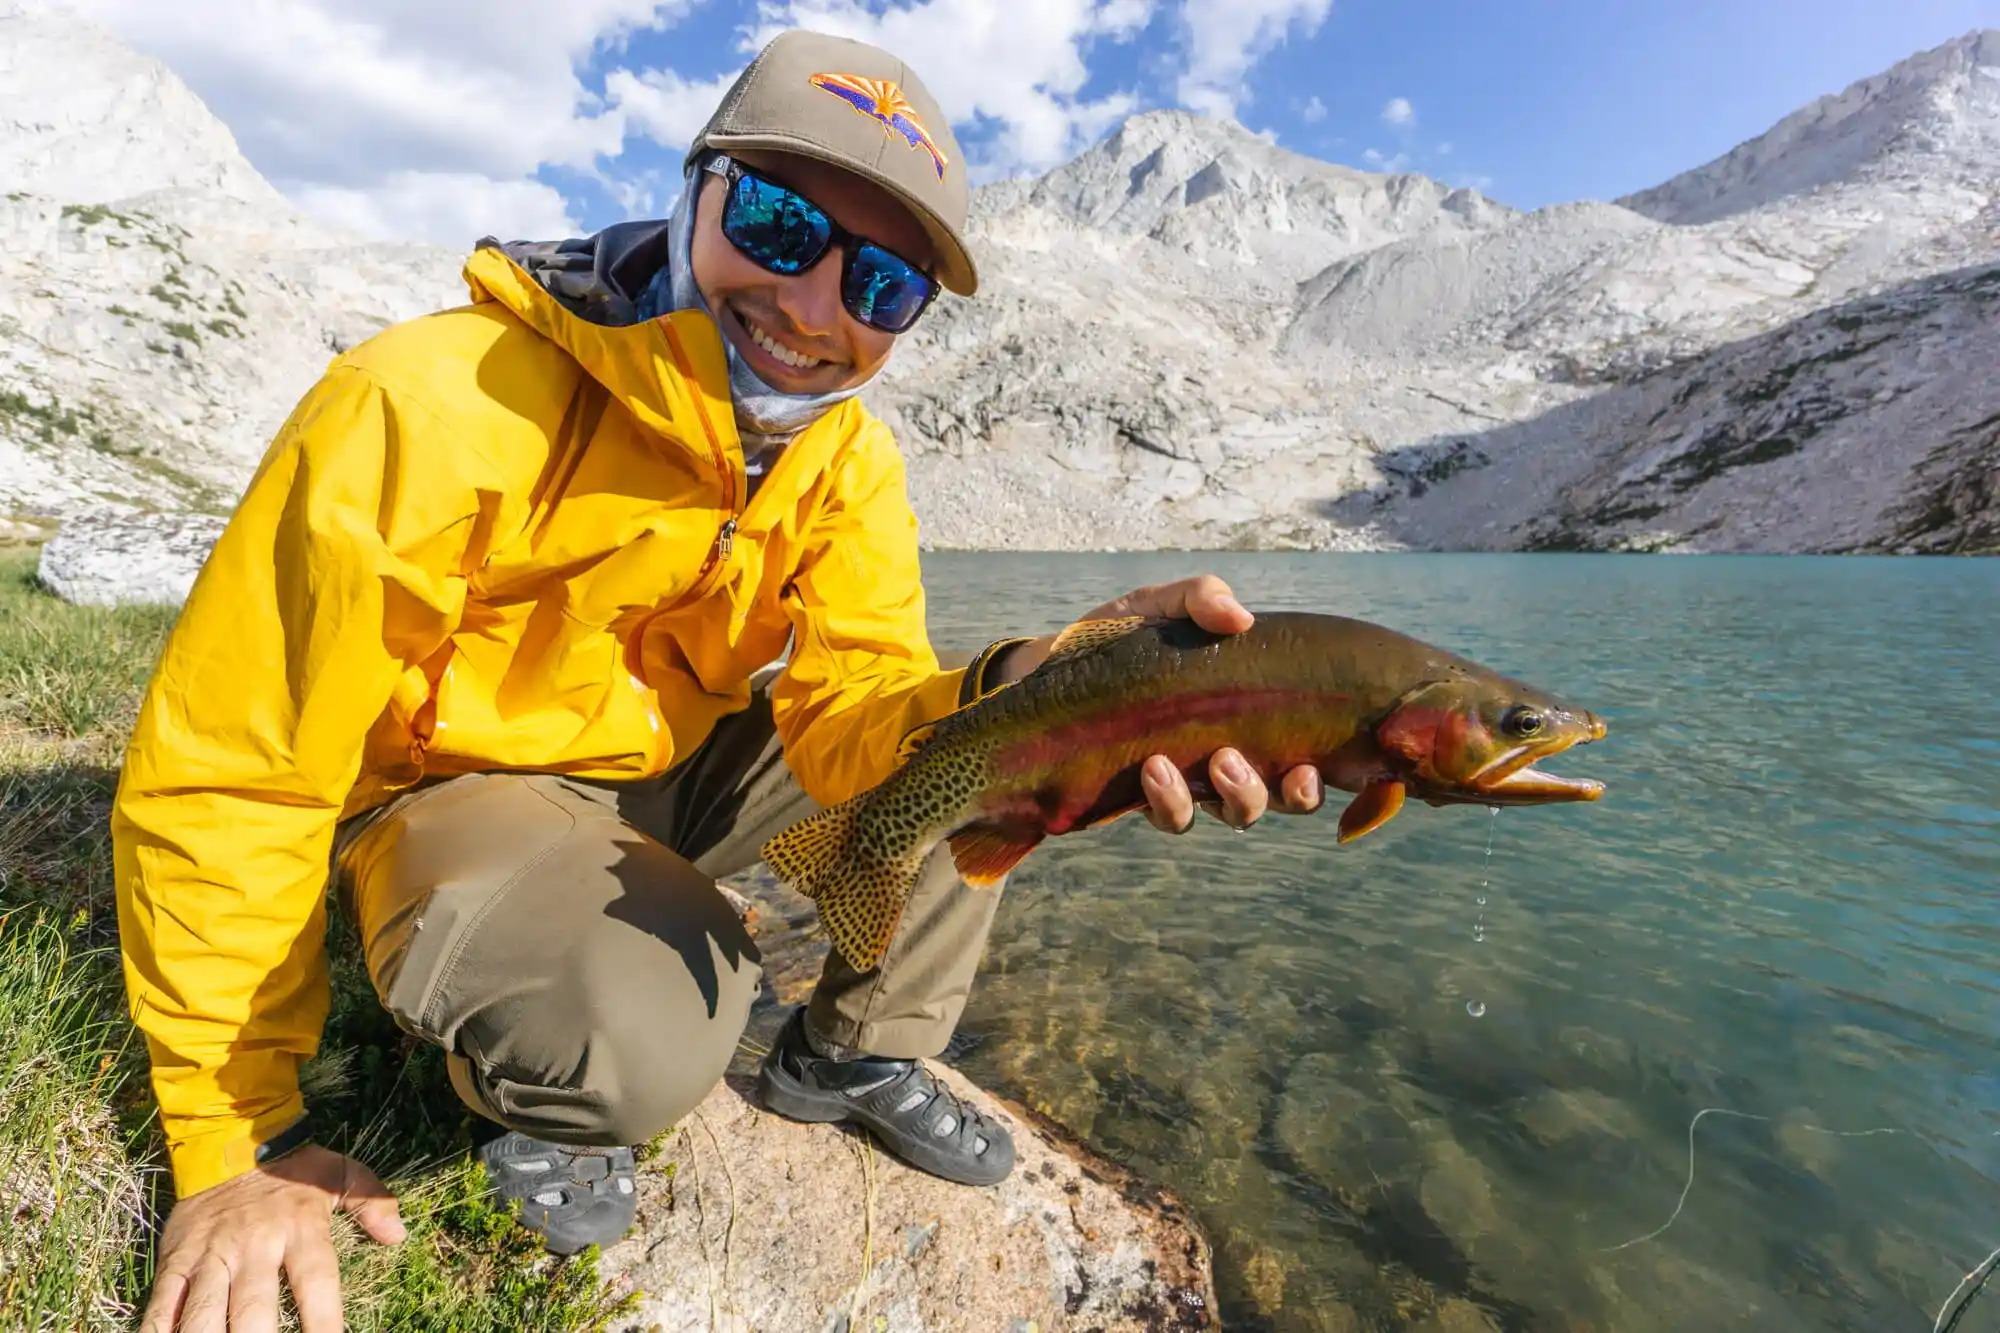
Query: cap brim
700 130 979 298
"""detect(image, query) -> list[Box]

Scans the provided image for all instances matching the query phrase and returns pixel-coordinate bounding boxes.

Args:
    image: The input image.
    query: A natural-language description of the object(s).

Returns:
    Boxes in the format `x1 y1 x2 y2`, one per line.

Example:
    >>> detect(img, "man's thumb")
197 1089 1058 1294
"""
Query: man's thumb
337 1163 408 1245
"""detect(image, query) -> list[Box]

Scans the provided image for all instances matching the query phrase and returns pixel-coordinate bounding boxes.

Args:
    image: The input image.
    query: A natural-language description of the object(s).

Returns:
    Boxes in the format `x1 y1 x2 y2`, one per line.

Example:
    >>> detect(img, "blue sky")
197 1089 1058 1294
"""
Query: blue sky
79 0 2000 246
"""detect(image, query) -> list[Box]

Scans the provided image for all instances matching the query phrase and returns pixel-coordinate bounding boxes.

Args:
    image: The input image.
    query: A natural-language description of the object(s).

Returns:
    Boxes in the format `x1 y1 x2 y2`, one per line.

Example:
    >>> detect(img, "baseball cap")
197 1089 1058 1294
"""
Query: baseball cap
687 30 978 297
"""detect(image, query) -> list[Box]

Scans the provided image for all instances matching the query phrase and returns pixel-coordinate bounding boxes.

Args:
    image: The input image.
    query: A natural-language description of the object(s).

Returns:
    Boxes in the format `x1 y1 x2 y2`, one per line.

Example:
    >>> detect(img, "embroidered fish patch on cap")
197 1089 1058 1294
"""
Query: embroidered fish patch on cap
809 72 950 180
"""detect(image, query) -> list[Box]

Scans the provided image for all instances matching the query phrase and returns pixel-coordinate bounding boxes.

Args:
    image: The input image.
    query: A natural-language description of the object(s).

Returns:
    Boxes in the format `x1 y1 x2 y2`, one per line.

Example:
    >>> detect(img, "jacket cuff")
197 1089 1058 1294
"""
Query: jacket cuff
166 1099 309 1198
959 637 1036 707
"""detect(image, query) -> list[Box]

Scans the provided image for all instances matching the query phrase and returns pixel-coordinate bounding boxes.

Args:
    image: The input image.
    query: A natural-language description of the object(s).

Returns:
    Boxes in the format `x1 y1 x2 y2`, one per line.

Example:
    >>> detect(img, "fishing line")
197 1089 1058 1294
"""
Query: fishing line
1599 1107 1904 1253
1934 1245 2000 1333
1601 1107 2000 1330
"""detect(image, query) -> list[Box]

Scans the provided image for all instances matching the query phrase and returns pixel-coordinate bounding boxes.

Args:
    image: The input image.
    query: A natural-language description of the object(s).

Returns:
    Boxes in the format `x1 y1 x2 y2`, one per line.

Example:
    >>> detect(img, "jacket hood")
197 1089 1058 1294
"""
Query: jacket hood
484 220 674 328
461 227 741 459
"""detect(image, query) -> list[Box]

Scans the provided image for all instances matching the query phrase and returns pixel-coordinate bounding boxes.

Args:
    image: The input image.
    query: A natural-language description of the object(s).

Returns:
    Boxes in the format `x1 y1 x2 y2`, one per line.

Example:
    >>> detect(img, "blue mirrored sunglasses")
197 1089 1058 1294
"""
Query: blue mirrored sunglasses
705 154 939 335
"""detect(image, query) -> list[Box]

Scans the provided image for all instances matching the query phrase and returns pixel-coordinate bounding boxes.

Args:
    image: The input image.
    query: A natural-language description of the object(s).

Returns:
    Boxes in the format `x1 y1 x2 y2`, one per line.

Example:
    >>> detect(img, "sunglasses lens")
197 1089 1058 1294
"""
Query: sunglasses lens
844 243 935 332
725 173 830 274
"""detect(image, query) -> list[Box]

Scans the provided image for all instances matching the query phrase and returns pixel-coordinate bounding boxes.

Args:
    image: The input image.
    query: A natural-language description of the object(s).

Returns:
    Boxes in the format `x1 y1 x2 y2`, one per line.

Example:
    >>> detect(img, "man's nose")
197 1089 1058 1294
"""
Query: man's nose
774 246 846 337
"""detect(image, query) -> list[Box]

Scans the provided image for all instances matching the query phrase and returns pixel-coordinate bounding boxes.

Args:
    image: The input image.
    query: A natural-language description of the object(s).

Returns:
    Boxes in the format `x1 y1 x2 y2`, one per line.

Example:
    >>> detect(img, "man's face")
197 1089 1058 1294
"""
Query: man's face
689 149 936 397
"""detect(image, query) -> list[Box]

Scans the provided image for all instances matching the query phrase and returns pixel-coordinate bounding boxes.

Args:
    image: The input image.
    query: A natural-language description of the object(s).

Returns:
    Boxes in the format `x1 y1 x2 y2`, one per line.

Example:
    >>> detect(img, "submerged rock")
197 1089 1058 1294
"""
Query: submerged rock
36 510 226 607
1418 1140 1501 1252
1516 1087 1643 1146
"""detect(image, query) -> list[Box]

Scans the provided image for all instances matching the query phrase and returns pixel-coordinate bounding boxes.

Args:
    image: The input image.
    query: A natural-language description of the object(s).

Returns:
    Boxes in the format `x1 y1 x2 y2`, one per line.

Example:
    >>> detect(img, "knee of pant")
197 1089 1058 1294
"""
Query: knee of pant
568 928 760 1144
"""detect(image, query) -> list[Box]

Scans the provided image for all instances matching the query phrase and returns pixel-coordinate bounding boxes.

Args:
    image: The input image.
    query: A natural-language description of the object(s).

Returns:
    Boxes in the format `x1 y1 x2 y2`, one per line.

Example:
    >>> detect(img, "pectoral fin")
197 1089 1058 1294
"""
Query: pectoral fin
1337 778 1407 844
947 824 1044 886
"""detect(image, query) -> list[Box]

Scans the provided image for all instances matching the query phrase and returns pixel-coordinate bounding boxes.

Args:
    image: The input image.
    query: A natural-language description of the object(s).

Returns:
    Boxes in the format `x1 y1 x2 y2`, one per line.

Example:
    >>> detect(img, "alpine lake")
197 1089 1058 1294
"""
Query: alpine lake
907 552 1998 1333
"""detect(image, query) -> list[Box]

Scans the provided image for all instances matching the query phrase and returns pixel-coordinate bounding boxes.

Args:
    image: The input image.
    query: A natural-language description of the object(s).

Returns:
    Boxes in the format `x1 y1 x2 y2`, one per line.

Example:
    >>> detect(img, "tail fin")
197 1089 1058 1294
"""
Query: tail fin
761 794 927 974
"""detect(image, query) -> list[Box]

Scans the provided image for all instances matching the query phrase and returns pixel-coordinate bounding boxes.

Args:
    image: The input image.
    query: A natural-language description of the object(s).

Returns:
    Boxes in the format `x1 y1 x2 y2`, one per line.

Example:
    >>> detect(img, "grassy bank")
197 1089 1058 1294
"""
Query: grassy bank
0 546 635 1330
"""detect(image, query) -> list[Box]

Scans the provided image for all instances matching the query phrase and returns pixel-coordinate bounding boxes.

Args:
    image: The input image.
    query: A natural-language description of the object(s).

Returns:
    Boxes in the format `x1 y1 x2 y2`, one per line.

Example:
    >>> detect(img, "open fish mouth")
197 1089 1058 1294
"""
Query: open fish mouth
1455 714 1608 805
1470 764 1606 803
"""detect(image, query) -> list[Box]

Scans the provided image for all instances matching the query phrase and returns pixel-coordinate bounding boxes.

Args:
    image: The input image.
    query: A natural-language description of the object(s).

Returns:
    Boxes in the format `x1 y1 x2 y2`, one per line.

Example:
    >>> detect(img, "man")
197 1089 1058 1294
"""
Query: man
118 29 1323 1331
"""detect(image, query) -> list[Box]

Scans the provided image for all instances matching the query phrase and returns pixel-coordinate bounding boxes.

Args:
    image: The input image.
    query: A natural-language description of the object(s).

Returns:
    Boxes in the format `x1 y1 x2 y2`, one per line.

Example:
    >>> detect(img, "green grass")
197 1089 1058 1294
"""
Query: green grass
0 547 638 1330
0 560 177 738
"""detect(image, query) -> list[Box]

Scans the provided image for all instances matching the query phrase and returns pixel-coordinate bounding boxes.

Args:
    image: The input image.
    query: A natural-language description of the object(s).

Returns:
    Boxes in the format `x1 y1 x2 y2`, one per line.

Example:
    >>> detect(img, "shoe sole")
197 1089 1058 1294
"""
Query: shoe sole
756 1061 1014 1187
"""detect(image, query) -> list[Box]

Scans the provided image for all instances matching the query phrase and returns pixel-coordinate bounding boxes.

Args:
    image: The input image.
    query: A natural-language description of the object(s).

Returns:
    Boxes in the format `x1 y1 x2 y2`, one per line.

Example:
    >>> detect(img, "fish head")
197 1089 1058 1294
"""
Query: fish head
1374 674 1606 807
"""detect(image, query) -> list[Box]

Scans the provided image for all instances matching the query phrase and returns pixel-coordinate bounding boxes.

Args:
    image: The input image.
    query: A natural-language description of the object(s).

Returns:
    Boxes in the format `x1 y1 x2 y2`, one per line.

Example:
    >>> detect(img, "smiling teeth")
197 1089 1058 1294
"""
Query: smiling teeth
747 319 821 370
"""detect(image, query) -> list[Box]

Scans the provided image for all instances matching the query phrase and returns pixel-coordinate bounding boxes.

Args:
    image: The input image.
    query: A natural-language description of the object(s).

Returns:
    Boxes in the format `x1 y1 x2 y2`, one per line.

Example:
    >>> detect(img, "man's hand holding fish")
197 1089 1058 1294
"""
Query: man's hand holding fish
986 573 1329 835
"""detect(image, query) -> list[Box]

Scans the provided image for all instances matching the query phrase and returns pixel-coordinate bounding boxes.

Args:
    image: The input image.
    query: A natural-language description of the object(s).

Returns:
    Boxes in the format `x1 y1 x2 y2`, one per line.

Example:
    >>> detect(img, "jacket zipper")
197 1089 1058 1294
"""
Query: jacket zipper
662 321 743 606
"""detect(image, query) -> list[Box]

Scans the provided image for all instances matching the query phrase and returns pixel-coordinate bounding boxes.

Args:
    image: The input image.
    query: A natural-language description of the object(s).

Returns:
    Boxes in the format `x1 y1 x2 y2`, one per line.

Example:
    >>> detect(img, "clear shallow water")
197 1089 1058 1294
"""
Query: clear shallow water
919 553 1999 1333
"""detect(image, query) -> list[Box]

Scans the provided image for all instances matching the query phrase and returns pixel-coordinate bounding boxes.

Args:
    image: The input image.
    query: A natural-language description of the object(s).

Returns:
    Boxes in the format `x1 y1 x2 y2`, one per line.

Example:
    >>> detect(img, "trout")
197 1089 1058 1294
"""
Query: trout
763 612 1607 972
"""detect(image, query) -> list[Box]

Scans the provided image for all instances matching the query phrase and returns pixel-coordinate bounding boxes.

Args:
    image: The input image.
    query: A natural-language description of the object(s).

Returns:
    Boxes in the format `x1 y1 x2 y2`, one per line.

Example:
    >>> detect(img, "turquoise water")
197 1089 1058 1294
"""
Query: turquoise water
919 553 1998 1333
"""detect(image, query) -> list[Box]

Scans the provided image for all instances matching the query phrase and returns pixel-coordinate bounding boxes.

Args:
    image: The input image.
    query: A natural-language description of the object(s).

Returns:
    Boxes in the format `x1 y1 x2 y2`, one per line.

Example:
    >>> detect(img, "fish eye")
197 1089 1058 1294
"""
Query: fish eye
1502 706 1545 738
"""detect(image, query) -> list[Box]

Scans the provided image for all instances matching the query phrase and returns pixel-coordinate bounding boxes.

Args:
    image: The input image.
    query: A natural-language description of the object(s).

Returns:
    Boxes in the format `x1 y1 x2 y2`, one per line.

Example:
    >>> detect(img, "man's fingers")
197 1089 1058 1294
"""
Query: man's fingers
1142 753 1321 835
1082 575 1252 635
179 1258 232 1333
226 1250 284 1333
1208 749 1267 830
336 1162 407 1246
138 1268 191 1333
1281 765 1324 814
284 1230 346 1333
1177 575 1253 636
1140 755 1195 833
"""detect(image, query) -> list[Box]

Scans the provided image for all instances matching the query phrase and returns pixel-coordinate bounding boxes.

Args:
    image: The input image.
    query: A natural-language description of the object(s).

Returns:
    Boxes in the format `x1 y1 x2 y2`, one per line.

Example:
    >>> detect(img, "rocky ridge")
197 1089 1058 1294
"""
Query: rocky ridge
4 8 1999 576
0 0 464 523
874 29 2000 554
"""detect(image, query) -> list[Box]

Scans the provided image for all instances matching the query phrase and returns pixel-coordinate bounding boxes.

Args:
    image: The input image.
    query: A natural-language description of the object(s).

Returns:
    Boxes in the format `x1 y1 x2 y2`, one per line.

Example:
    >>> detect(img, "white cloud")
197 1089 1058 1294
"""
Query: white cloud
1300 95 1327 123
1175 0 1333 121
735 0 1155 177
604 66 745 153
1381 96 1414 127
1436 140 1453 156
67 0 692 242
1361 147 1410 172
293 173 581 247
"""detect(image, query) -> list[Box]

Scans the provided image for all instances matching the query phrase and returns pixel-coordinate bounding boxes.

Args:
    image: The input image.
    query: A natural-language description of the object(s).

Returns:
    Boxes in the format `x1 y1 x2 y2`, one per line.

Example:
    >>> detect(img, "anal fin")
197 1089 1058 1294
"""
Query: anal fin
947 824 1044 886
1337 778 1406 844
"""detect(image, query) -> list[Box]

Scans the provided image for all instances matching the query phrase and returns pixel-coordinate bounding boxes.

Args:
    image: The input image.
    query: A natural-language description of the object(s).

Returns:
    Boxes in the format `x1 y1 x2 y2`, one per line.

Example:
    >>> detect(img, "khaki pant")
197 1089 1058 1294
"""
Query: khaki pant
329 668 1002 1147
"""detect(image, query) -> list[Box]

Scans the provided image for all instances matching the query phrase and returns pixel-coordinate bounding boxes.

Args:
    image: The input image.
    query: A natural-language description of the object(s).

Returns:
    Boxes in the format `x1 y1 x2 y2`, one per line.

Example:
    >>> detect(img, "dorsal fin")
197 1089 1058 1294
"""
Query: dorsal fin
895 720 938 763
1032 615 1149 675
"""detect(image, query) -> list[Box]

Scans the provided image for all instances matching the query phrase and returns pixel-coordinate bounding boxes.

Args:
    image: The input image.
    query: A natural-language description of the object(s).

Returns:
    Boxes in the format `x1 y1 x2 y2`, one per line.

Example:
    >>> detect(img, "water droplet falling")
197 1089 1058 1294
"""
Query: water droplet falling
1474 806 1497 946
1467 807 1499 1018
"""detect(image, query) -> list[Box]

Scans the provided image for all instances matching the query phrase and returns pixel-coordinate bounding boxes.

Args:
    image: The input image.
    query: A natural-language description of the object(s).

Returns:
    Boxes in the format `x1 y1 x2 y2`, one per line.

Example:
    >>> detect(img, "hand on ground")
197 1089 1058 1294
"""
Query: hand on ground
141 1146 405 1333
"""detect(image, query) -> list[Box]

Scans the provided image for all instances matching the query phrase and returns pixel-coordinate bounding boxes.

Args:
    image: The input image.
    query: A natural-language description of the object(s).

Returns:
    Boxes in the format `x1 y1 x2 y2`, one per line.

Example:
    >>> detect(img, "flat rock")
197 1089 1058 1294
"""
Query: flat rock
595 868 1219 1331
598 1070 1218 1332
35 509 226 606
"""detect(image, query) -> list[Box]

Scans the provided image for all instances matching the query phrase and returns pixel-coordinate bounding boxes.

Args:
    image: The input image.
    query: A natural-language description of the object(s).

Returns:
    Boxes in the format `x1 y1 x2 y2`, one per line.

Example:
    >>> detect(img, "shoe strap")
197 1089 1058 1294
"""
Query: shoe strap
857 1062 989 1139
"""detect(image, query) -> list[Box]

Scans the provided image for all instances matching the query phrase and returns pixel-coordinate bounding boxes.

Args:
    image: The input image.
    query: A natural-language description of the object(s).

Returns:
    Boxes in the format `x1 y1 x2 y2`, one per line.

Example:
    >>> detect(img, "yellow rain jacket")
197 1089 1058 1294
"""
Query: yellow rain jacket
112 242 988 1198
